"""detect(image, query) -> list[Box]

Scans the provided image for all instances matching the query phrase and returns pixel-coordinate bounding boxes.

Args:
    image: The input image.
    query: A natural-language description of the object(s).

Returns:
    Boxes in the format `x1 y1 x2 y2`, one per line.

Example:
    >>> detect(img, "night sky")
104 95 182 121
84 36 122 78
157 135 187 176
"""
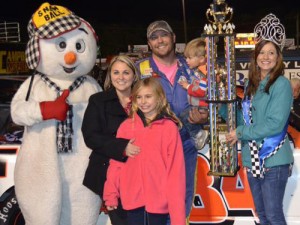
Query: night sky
1 0 298 55
2 0 296 25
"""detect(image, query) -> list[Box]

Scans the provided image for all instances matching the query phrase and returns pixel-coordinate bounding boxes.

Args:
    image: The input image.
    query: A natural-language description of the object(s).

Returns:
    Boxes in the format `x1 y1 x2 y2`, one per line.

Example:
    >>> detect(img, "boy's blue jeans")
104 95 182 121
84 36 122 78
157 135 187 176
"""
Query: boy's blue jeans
179 106 203 139
247 164 290 225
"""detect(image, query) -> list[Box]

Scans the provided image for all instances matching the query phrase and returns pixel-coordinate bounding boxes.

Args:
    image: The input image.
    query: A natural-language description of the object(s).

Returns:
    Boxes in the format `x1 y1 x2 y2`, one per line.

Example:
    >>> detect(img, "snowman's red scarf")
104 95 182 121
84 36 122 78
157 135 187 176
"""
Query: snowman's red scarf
39 73 86 153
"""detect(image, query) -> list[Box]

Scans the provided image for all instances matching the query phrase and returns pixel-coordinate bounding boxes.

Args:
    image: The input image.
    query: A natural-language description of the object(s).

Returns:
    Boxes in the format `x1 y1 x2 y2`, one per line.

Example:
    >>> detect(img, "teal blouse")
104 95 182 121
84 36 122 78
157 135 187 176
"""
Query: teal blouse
236 75 294 168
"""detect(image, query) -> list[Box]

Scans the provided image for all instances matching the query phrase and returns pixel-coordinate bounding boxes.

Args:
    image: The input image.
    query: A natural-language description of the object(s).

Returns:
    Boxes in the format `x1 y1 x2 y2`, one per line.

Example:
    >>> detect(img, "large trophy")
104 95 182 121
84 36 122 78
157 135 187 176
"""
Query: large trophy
203 0 238 176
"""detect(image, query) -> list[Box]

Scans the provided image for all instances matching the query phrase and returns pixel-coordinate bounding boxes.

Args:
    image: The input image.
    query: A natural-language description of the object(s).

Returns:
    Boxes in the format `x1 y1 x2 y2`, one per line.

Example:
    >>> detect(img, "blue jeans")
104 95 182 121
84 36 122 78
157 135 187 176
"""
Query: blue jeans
127 207 168 225
179 106 203 139
247 164 290 225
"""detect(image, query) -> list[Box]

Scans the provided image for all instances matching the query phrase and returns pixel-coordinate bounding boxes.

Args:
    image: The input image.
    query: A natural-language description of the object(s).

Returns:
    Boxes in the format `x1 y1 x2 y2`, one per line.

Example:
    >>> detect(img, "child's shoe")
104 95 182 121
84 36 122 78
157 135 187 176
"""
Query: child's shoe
194 130 209 150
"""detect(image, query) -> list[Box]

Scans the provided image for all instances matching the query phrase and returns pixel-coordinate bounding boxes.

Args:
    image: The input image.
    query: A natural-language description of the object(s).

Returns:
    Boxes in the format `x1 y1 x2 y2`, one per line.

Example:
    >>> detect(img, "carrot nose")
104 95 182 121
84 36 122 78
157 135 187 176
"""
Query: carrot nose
64 51 77 65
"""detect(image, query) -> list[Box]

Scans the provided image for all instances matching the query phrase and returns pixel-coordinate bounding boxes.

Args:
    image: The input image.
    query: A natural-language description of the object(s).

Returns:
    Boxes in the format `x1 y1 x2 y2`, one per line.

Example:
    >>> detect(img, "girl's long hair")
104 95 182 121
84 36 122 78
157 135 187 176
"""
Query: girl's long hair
246 40 284 97
130 77 182 128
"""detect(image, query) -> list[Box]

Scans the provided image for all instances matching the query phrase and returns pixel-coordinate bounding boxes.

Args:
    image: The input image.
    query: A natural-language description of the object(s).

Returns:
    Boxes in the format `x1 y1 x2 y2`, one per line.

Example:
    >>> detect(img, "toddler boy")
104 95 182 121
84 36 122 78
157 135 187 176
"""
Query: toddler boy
178 37 209 150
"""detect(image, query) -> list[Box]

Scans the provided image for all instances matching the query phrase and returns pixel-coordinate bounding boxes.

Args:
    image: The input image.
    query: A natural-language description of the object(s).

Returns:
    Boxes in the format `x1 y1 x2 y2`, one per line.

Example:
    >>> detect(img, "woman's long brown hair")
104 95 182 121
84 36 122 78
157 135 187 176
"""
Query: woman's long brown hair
246 40 284 97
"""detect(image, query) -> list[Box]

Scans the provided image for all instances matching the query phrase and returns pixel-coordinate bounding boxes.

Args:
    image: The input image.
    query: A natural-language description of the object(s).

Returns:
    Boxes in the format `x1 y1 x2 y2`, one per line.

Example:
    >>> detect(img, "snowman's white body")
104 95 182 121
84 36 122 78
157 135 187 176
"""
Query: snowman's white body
11 21 102 225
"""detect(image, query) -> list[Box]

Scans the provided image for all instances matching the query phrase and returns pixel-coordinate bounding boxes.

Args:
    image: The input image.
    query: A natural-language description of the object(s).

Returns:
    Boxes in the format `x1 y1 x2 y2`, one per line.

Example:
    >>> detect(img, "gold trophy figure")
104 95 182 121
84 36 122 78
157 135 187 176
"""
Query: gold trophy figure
203 0 238 176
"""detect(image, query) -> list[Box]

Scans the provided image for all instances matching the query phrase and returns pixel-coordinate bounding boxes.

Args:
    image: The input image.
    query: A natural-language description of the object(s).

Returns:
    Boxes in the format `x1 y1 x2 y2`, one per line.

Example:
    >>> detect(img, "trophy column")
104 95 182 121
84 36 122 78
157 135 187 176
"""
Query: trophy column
204 0 238 176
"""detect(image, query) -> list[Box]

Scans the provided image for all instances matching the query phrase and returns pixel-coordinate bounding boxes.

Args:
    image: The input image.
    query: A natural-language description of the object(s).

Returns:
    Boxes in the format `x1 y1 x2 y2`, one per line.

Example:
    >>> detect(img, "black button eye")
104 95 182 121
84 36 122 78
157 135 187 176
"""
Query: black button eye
60 42 66 49
76 39 85 53
55 37 67 52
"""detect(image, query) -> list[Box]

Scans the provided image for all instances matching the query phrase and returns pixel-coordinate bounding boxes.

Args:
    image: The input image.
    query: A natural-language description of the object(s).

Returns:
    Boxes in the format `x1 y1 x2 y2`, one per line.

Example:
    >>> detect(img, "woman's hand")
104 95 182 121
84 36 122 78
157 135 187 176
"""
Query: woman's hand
225 129 238 146
125 139 140 158
188 108 208 124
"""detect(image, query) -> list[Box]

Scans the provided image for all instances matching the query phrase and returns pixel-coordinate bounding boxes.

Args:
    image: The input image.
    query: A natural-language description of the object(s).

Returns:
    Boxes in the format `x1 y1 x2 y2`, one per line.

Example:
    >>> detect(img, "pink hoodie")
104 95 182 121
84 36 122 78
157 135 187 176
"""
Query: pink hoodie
104 113 186 225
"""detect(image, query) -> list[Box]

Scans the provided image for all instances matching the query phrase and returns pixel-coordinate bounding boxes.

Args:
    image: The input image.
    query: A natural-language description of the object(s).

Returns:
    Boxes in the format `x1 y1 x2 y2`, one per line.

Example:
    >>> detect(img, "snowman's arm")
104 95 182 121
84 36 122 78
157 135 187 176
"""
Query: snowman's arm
10 78 45 126
40 90 70 121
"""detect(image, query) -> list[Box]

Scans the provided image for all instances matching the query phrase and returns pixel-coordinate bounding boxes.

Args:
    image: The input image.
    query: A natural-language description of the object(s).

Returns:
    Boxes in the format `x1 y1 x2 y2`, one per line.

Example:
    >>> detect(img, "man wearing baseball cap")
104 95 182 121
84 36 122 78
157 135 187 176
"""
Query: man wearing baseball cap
136 20 208 223
146 20 174 39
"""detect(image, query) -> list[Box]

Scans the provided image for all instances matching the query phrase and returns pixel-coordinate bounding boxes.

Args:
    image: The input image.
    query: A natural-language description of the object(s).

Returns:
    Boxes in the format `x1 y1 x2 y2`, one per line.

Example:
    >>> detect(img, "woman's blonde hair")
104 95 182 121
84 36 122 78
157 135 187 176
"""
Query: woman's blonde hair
130 77 182 128
104 55 139 91
291 78 300 88
291 78 300 98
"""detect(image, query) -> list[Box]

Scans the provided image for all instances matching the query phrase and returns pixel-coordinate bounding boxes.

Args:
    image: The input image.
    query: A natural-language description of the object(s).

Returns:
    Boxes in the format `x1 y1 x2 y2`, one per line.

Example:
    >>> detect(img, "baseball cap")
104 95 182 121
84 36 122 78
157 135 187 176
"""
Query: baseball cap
147 20 173 39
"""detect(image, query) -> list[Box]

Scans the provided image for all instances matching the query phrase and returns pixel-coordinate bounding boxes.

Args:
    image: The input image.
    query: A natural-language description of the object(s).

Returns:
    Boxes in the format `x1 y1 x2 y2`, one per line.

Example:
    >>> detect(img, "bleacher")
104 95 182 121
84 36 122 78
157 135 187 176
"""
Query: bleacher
0 21 20 43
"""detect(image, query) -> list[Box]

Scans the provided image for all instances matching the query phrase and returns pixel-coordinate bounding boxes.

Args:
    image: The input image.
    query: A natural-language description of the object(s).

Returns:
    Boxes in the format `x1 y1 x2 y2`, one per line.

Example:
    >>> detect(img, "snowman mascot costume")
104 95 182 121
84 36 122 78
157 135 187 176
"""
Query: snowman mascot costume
10 3 102 225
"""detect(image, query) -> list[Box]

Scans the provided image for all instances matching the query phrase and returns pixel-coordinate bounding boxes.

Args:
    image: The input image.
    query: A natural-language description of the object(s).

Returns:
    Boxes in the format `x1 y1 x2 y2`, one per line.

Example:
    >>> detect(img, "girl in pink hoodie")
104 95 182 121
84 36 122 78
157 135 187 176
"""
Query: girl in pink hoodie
104 77 186 225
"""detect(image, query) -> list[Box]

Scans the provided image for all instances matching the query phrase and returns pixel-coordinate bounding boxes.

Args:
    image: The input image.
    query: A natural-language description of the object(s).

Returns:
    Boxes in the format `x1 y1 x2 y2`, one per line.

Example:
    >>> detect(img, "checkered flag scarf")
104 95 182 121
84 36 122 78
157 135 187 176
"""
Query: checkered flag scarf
26 14 81 70
243 98 286 178
244 100 261 177
39 73 86 153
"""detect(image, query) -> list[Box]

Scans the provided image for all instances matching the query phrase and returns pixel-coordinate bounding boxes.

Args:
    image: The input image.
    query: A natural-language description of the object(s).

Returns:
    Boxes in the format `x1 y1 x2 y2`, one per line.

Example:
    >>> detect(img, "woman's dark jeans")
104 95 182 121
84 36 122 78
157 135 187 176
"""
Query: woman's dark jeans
247 164 290 225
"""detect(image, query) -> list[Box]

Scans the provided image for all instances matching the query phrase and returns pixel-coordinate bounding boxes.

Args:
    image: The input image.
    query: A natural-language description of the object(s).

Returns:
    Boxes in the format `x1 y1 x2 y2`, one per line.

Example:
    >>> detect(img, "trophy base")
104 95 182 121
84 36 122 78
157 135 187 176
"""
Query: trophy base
208 165 240 177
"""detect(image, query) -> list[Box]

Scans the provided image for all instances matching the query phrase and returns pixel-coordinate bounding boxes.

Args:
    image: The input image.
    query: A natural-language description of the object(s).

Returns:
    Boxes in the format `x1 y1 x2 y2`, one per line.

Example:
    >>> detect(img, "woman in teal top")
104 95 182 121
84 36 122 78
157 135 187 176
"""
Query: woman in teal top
225 36 294 225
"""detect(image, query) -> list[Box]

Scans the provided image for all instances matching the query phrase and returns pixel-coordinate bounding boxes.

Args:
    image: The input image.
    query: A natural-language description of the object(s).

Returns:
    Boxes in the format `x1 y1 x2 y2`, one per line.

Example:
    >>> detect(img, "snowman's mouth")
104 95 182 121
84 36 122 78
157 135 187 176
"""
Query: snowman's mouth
63 66 76 73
